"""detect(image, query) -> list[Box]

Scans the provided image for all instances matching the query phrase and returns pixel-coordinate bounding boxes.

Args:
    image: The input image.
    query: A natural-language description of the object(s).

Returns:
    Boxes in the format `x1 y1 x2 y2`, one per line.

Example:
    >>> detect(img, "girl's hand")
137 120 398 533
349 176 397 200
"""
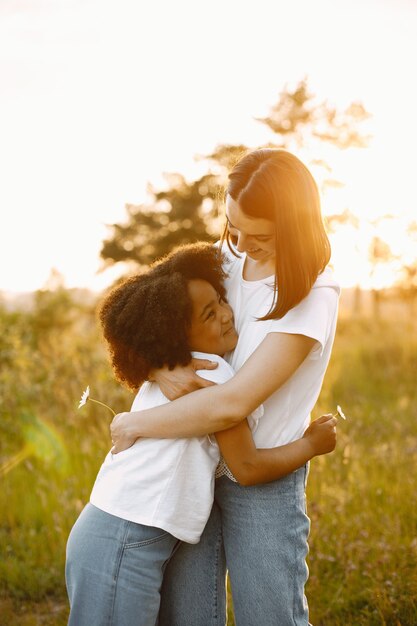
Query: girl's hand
110 412 138 454
150 359 218 400
303 414 337 456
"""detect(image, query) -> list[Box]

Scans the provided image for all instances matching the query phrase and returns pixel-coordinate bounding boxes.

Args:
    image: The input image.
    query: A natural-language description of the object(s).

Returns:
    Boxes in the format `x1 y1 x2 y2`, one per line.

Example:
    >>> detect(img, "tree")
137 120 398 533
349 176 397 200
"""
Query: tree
255 78 371 151
101 173 223 267
396 262 417 318
326 209 364 316
100 78 371 269
368 235 393 320
395 221 417 318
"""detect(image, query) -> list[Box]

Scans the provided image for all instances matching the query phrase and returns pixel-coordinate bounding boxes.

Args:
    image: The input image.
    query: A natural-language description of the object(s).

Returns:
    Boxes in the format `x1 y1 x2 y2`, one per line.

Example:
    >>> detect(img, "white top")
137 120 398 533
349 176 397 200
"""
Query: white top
90 352 248 543
222 244 340 448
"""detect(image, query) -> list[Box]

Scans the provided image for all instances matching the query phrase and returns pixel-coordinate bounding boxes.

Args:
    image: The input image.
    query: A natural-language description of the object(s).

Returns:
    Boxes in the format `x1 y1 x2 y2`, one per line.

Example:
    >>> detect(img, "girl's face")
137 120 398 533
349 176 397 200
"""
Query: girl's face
226 195 276 263
187 279 238 356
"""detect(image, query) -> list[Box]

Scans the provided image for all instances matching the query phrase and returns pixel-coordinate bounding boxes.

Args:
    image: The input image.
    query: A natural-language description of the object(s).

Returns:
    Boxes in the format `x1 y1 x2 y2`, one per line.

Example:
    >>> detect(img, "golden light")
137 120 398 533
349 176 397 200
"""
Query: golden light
0 414 69 477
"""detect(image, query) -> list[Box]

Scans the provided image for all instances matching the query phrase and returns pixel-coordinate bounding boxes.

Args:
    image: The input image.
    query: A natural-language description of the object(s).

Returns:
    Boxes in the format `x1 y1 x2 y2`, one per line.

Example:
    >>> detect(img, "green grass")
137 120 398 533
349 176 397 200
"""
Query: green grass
1 296 417 625
305 317 417 625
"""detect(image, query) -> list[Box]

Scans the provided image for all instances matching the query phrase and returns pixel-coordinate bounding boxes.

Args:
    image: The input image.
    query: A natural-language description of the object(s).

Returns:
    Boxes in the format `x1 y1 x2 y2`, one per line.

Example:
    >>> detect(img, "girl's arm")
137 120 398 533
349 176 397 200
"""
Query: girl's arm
110 332 315 450
215 414 337 487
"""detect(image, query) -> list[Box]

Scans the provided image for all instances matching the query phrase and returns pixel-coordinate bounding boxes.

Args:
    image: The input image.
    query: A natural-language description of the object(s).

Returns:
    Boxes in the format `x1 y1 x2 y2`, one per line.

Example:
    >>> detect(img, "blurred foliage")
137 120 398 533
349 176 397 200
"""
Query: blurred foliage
255 78 371 150
394 222 417 317
1 288 417 624
100 173 222 267
0 287 132 620
100 78 371 268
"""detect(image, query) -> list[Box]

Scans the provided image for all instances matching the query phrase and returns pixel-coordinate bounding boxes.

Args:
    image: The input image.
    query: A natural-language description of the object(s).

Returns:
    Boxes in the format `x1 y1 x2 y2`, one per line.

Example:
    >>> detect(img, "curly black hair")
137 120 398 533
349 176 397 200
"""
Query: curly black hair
98 242 228 391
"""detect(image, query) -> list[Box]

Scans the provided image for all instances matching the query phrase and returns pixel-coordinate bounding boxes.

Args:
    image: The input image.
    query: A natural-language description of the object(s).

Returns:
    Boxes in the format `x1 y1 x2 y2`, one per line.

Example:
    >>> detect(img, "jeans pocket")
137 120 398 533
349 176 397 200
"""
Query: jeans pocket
124 523 171 549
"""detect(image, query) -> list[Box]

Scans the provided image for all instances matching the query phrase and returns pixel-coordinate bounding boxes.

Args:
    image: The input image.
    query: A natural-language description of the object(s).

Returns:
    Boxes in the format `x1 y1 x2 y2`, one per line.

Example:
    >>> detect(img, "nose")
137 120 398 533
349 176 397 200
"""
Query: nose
220 301 233 322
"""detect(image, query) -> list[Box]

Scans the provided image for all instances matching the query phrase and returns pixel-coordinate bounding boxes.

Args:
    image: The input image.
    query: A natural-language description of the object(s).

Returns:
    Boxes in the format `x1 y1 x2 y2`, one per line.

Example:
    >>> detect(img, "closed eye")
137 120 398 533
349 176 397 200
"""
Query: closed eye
205 311 215 321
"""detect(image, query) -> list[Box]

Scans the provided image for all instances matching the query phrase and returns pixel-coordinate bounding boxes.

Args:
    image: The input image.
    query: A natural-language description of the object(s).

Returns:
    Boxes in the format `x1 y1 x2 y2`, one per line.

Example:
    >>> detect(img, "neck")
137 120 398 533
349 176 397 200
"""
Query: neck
242 256 275 281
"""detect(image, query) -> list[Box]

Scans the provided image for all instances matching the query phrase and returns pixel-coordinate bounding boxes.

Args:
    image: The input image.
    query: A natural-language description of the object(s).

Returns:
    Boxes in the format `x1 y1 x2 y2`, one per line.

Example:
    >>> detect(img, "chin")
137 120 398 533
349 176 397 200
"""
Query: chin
225 338 238 352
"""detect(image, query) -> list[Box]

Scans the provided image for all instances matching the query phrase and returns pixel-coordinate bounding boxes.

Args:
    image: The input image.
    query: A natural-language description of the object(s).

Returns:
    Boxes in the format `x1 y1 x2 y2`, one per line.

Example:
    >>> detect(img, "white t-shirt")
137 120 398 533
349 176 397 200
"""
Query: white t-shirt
90 352 238 544
221 244 340 448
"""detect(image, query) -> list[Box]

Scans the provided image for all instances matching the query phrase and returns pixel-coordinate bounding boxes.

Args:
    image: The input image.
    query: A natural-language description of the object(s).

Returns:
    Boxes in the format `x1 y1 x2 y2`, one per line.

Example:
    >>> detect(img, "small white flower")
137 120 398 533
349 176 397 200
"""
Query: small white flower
335 404 347 420
78 386 90 409
77 386 116 416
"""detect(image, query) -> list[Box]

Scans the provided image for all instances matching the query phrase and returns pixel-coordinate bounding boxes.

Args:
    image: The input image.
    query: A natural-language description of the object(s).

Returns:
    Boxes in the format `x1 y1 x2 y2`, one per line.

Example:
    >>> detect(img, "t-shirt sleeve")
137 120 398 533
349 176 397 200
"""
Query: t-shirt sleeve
267 285 339 358
247 404 264 432
195 356 235 384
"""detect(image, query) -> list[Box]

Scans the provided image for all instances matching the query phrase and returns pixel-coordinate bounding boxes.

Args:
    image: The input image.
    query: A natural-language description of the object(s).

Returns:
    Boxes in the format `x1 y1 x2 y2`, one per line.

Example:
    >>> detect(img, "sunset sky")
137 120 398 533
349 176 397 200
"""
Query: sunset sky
1 0 416 294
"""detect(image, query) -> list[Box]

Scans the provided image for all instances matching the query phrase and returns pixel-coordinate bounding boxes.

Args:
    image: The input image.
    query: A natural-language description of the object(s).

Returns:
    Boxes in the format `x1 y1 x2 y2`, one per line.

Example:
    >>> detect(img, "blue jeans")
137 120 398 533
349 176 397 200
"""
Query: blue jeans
159 465 310 626
66 503 179 626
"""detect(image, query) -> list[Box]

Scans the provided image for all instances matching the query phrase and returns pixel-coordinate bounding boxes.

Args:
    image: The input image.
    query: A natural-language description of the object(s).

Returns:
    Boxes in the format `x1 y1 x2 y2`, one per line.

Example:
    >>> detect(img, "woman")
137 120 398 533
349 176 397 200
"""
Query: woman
66 242 337 626
110 149 341 625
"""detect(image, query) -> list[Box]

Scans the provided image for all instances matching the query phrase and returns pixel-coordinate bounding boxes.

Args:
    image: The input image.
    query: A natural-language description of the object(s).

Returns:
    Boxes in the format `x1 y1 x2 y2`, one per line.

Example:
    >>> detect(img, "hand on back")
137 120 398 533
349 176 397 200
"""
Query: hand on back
150 358 218 400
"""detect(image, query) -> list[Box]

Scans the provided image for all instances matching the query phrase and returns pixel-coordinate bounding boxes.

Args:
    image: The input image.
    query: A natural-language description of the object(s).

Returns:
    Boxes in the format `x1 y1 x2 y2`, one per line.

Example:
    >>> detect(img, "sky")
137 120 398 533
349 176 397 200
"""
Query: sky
1 0 416 293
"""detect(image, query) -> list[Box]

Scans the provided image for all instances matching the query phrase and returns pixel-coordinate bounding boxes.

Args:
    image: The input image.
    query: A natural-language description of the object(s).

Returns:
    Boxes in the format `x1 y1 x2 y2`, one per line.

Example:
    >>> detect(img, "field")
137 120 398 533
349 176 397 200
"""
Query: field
1 288 416 625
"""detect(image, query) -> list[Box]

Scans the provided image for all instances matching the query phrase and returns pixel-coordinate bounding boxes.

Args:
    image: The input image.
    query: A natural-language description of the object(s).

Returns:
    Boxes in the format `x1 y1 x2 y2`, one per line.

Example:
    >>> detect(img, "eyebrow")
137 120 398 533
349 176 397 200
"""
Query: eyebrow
226 217 273 237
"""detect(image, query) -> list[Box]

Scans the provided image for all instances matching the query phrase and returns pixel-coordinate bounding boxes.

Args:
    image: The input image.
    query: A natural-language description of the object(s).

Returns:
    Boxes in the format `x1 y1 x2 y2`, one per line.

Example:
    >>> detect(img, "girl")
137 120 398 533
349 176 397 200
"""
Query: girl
66 242 337 626
110 149 341 625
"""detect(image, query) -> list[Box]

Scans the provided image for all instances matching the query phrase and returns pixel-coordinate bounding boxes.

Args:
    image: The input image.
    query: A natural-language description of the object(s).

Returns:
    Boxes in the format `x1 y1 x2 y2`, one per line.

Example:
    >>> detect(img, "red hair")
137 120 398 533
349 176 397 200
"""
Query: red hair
223 149 331 319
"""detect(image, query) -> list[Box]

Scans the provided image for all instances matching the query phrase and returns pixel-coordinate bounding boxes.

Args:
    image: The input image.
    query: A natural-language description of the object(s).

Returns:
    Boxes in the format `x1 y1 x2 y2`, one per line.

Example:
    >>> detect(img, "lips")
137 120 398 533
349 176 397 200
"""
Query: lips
246 249 264 257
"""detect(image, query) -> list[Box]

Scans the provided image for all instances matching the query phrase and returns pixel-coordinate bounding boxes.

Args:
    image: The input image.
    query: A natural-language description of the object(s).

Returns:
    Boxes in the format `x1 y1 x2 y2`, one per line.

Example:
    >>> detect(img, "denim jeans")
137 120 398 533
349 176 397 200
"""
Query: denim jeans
159 465 310 626
66 503 179 626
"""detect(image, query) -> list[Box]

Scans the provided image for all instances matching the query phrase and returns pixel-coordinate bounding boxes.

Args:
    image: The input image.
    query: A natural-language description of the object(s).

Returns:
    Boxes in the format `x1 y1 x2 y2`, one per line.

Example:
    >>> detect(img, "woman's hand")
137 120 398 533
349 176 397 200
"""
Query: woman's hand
110 412 139 454
303 414 337 456
150 359 218 400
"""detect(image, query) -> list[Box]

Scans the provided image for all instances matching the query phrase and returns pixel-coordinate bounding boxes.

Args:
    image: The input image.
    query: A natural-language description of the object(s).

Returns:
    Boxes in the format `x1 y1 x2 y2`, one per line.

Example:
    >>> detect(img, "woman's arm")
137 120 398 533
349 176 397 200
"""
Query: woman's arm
215 414 337 487
110 332 315 450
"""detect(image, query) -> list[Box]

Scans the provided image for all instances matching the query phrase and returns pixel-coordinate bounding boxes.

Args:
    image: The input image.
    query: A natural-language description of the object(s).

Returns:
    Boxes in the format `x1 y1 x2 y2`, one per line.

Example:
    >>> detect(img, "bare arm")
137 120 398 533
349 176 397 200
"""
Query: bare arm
215 414 337 487
110 333 316 450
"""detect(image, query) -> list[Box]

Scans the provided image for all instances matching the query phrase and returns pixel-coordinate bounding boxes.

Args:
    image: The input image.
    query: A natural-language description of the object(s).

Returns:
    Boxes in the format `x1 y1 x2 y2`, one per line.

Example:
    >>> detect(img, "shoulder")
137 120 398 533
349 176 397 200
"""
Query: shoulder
265 267 340 349
291 266 340 316
311 266 341 296
286 286 339 325
130 381 169 410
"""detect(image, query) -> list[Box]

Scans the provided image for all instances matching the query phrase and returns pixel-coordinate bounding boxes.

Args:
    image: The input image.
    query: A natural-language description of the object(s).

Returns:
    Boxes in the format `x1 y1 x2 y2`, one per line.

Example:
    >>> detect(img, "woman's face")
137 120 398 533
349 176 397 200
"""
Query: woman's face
226 195 276 263
187 279 238 357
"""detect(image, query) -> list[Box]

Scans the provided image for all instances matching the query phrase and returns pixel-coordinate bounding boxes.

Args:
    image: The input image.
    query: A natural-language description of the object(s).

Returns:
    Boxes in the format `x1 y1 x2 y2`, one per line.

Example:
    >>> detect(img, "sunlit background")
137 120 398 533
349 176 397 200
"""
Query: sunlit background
2 3 417 623
1 0 416 296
